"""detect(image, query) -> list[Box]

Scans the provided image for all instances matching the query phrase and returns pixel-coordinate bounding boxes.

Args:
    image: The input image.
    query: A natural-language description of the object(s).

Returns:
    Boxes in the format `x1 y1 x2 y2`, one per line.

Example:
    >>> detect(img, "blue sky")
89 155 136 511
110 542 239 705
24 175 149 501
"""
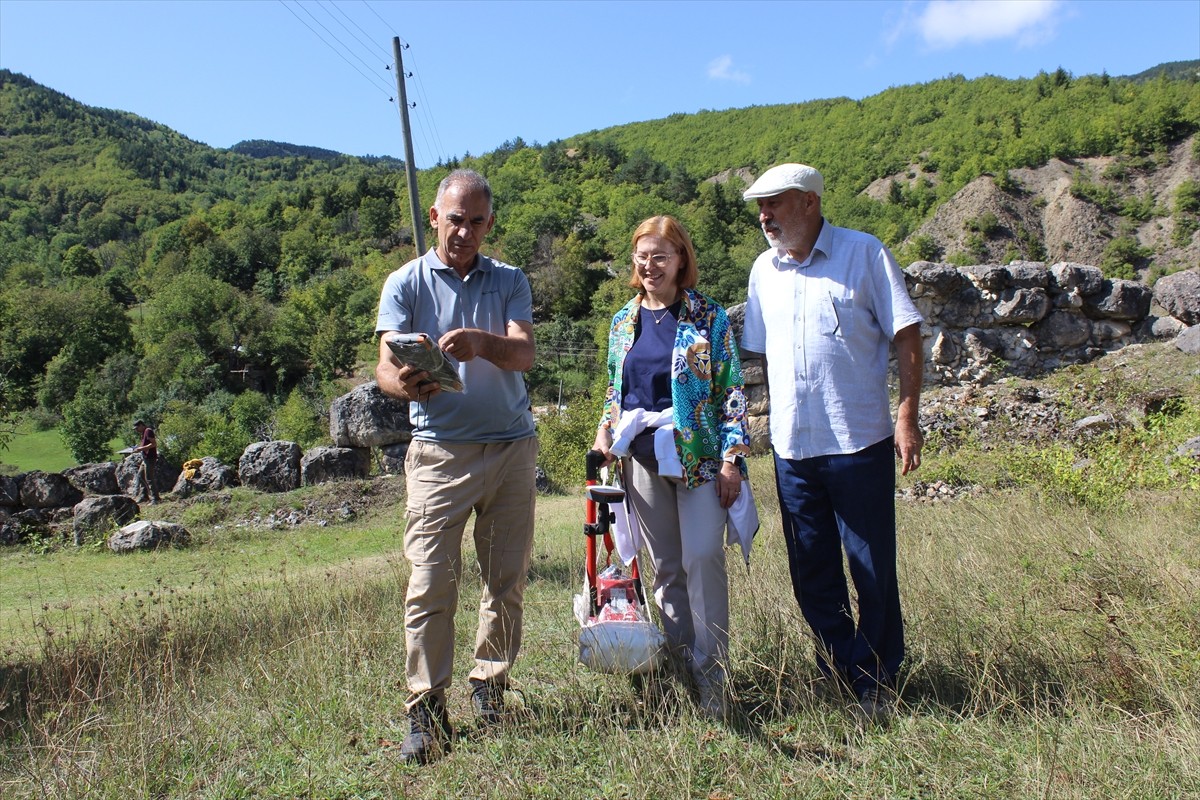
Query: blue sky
1 0 1197 168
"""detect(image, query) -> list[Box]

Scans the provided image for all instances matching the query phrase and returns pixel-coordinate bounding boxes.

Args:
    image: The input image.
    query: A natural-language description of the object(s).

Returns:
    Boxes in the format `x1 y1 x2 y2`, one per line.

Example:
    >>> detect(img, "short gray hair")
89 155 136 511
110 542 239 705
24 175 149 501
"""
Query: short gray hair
434 169 493 213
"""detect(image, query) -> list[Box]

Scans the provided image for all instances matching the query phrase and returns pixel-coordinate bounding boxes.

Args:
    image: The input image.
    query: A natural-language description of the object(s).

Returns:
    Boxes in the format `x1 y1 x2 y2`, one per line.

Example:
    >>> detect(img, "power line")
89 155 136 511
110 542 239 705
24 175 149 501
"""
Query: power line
322 0 392 63
360 0 447 166
402 50 448 164
279 0 446 166
276 0 393 100
288 0 394 96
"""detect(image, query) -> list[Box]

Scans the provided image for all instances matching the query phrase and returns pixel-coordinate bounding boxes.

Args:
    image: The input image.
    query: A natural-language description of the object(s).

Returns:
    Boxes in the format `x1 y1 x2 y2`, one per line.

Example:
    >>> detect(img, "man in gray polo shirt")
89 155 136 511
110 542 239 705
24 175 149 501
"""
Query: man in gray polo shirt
375 169 537 764
740 163 924 725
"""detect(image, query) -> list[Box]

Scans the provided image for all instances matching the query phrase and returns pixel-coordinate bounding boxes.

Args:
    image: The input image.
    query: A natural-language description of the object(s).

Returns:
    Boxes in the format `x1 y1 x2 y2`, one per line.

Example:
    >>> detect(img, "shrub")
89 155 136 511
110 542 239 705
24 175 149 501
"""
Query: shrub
964 211 1002 238
536 387 604 493
275 387 327 449
60 379 116 463
1100 236 1150 279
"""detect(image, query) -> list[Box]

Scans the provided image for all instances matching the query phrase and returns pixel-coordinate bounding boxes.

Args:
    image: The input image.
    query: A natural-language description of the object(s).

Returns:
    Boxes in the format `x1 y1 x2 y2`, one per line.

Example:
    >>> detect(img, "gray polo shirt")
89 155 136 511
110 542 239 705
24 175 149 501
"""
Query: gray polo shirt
376 249 535 443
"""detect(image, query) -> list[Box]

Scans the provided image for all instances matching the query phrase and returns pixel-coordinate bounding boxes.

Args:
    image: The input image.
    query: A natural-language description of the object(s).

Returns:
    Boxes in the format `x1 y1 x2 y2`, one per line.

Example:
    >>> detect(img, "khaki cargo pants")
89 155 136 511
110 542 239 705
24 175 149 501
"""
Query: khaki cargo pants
402 436 538 708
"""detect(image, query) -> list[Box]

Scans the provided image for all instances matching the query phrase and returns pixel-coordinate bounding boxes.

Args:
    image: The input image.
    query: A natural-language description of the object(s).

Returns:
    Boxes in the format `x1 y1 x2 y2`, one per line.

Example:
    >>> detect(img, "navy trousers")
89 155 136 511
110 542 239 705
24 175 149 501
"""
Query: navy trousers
773 437 904 694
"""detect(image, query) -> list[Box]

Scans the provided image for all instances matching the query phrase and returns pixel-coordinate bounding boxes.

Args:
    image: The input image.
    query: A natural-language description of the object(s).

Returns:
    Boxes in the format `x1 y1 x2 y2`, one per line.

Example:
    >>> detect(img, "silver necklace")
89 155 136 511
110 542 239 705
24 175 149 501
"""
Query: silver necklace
647 306 671 324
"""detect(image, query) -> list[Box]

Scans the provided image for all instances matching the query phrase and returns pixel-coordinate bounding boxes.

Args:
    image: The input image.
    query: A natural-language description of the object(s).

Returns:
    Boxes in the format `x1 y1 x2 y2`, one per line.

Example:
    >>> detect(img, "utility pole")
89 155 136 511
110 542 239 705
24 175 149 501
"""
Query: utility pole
392 37 425 255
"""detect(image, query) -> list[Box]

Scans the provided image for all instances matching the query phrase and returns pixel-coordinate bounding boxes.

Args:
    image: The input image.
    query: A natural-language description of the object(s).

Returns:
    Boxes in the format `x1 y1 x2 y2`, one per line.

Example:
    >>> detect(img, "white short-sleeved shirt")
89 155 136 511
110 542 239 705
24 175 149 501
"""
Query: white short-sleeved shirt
740 221 922 460
376 249 535 443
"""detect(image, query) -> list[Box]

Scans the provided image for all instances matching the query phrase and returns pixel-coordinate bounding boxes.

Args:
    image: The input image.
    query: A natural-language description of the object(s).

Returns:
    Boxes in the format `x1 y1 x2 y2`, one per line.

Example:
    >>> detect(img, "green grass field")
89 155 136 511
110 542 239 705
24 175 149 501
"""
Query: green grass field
1 475 1197 799
0 418 125 475
2 342 1197 797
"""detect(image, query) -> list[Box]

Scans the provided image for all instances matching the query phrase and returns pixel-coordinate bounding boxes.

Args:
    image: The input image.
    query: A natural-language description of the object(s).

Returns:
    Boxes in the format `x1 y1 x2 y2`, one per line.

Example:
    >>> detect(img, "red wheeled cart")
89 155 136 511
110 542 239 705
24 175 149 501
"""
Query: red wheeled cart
577 450 664 674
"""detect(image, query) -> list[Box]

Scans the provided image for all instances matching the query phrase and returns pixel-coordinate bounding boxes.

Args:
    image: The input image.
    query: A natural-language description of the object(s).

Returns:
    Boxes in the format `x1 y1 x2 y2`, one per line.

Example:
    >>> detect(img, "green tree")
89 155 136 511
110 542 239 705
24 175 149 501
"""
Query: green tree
358 196 392 239
61 244 100 278
158 400 208 463
275 386 326 448
60 378 116 463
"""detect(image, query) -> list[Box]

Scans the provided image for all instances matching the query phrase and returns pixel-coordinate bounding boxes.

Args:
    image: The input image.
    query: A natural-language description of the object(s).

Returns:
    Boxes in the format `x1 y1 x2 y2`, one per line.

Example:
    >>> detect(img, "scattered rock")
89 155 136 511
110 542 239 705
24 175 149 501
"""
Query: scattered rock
1175 325 1200 355
1072 414 1118 434
0 474 20 507
19 471 83 509
109 520 190 553
1176 437 1200 460
62 462 120 496
172 456 238 498
72 495 140 545
300 446 371 485
1153 269 1200 326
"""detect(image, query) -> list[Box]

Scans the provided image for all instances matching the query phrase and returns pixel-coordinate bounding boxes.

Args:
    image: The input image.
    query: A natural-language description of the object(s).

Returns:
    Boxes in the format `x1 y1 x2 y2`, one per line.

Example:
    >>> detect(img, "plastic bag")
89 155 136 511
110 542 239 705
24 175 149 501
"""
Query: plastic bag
384 332 463 392
578 619 666 675
575 564 665 674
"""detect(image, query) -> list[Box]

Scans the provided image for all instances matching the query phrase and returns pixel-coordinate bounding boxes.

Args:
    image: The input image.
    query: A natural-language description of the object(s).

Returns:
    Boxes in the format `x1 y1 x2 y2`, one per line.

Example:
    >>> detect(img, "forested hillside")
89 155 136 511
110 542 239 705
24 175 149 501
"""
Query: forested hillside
0 65 1197 468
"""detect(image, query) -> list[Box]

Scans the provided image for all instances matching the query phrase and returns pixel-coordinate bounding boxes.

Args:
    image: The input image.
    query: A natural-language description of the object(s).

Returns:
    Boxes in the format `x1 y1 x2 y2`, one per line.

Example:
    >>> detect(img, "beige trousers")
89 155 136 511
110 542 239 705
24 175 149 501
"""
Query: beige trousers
623 457 729 683
402 436 538 708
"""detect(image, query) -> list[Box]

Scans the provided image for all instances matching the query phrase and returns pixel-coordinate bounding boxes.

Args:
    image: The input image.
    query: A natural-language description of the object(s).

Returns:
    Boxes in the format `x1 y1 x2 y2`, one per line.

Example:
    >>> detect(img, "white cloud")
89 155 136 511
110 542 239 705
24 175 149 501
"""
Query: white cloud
916 0 1062 49
707 55 751 84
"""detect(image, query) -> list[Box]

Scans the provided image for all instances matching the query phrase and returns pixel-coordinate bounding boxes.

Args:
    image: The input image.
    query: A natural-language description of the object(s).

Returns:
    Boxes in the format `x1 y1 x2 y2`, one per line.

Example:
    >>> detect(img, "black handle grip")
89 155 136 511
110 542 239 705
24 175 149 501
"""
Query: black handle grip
585 449 606 482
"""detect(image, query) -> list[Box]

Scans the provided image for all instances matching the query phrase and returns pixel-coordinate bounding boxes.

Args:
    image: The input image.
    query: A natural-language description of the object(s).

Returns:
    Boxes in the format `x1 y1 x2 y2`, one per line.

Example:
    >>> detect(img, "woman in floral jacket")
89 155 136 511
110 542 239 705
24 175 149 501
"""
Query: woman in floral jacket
591 215 750 720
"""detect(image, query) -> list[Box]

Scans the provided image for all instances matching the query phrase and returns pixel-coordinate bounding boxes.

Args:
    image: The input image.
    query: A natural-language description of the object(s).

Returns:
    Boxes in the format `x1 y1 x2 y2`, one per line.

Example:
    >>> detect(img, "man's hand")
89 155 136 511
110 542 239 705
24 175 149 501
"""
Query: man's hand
438 328 482 362
376 334 442 402
440 321 535 373
892 323 924 476
894 417 923 476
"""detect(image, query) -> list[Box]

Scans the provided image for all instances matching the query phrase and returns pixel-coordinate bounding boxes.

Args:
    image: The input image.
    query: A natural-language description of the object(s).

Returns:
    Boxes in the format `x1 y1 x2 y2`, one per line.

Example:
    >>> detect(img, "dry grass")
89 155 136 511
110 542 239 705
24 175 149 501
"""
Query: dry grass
1 476 1197 798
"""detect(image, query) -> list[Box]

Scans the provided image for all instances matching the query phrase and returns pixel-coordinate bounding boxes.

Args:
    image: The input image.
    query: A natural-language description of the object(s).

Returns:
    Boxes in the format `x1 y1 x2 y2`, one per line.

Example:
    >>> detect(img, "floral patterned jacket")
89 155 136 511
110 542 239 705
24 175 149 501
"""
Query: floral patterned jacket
599 288 750 489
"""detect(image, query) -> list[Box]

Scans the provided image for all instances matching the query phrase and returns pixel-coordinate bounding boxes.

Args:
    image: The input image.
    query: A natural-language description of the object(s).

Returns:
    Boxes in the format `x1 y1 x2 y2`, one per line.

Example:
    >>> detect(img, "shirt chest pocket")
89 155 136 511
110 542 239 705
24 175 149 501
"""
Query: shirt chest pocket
817 292 841 336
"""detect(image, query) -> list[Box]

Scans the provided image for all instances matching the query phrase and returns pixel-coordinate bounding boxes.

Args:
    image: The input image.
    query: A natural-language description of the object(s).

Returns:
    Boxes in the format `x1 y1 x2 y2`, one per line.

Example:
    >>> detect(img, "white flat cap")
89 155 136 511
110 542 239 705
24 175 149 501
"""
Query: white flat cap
743 163 824 199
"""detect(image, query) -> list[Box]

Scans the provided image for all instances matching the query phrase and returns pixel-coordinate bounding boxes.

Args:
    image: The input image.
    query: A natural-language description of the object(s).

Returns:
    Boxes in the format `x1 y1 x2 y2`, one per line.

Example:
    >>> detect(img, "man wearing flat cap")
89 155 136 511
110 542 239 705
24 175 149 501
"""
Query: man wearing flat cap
739 163 924 724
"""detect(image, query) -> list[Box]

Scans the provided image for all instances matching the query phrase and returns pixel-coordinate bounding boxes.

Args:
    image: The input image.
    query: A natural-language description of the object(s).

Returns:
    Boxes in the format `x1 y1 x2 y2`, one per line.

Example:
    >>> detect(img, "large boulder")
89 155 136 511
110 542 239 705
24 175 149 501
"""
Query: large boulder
906 262 965 301
1048 262 1104 296
961 264 1008 293
993 287 1050 325
239 441 301 493
1176 325 1200 355
1004 262 1050 289
1083 279 1152 321
0 474 20 507
63 462 120 496
939 282 992 328
1032 310 1092 350
109 520 190 553
115 455 179 499
171 456 238 498
19 471 84 509
300 446 371 486
1153 269 1200 326
72 495 140 545
0 509 47 546
329 381 412 448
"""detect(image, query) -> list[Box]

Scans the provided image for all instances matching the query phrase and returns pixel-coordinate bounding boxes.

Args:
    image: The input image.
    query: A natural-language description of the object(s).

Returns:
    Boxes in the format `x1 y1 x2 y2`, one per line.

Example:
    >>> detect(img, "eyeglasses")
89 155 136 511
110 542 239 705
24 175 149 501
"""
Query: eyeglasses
632 252 675 268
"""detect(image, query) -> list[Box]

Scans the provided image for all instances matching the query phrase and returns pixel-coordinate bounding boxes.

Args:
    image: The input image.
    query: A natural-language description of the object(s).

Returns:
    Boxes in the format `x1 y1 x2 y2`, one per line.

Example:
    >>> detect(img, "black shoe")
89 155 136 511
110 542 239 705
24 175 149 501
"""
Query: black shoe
469 679 505 726
399 698 453 765
854 685 897 726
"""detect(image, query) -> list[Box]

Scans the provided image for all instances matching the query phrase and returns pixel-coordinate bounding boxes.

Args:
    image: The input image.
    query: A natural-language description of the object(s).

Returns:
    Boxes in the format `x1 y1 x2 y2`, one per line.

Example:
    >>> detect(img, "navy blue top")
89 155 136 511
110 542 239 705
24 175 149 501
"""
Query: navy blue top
621 299 680 414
